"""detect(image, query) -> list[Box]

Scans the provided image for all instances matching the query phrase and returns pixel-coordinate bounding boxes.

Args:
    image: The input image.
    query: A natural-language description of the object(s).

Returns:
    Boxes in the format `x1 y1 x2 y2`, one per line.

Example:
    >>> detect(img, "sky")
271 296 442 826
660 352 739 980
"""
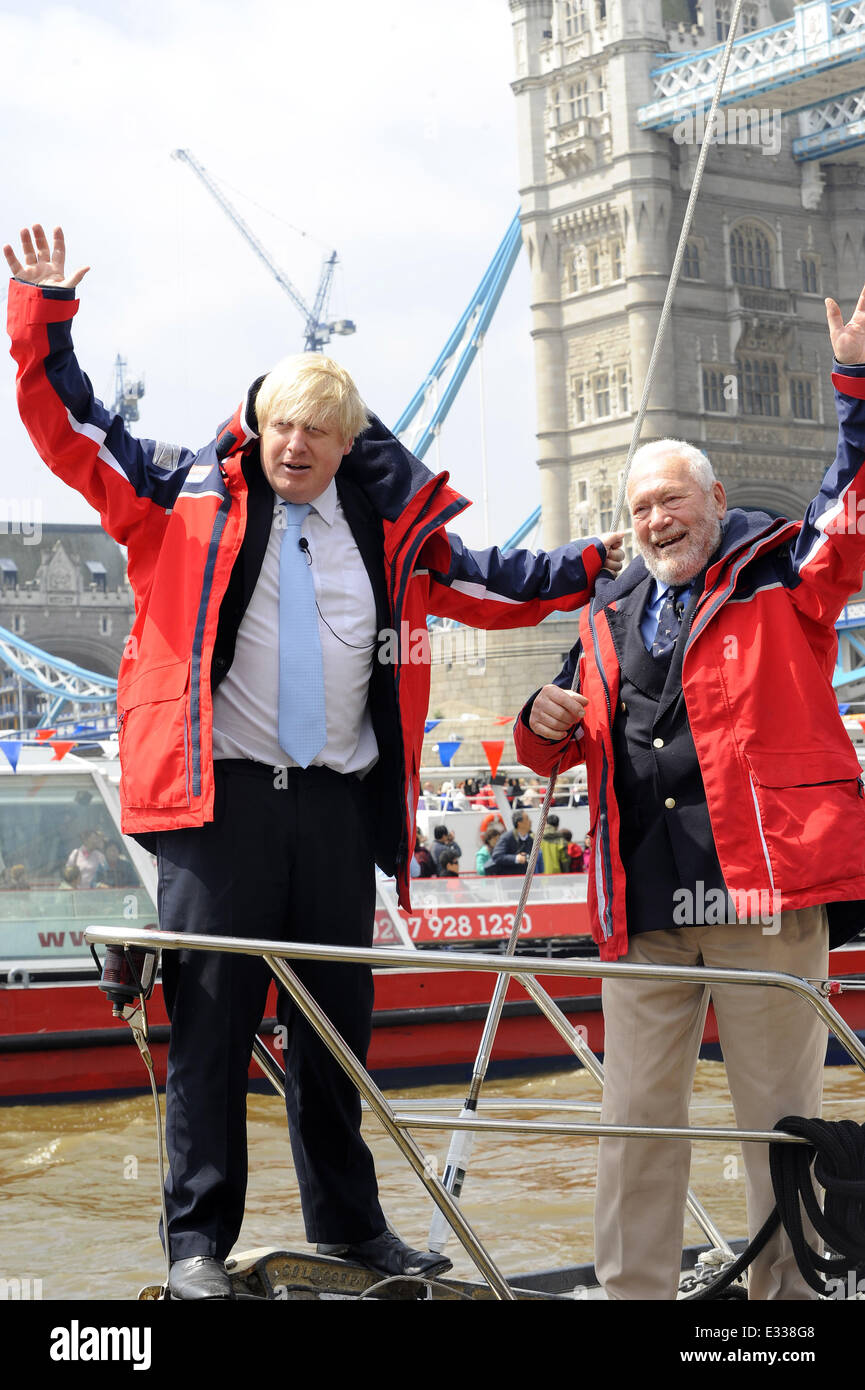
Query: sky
0 0 537 552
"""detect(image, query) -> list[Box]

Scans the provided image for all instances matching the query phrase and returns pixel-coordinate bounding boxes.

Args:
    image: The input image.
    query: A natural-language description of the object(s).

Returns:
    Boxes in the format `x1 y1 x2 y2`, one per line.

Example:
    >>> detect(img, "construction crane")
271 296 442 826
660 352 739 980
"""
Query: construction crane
111 354 145 424
171 147 356 353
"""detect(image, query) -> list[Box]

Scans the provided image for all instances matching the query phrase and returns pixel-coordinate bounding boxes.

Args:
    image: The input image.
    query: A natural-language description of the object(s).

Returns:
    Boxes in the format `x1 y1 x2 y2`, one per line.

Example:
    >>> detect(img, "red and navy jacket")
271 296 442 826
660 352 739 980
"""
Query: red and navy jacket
515 362 865 959
7 279 608 908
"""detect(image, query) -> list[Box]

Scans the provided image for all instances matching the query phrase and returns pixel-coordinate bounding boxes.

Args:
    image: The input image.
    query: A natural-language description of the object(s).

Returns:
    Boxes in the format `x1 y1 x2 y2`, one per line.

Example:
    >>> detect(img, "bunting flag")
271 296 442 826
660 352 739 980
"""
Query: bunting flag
48 741 76 761
492 715 514 726
857 717 865 735
436 740 461 767
34 728 57 741
839 704 850 715
424 719 442 735
0 741 21 772
481 740 505 779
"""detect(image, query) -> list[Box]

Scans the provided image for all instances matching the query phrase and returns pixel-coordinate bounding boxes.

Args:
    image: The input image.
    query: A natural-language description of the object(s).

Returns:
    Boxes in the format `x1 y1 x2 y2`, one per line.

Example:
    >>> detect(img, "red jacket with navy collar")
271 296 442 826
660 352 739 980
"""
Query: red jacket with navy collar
515 364 865 958
7 279 608 909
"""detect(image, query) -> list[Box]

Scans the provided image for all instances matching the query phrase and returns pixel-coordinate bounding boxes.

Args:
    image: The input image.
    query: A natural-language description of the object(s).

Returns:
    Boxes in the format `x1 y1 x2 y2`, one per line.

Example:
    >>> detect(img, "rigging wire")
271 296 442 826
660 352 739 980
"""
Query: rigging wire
429 0 750 1257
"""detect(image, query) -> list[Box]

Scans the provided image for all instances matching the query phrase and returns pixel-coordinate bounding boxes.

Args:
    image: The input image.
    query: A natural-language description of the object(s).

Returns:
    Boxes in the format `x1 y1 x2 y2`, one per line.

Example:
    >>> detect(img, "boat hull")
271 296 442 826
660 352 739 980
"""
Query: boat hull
3 941 864 1103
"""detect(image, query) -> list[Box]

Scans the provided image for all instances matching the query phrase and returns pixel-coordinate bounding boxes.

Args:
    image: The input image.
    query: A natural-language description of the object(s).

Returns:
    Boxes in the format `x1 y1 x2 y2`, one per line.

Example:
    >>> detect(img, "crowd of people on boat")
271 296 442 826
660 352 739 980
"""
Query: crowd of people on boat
0 826 137 892
411 810 591 878
418 774 585 812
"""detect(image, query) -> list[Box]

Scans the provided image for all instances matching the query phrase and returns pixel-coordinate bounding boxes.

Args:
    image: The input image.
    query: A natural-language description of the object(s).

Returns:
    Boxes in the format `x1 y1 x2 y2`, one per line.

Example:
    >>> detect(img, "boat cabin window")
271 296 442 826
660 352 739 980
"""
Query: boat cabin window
0 772 156 960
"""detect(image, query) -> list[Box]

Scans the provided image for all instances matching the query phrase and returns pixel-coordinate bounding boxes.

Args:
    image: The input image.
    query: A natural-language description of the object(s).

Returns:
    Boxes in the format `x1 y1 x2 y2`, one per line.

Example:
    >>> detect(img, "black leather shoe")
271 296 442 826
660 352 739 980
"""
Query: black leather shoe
317 1231 452 1279
168 1256 235 1300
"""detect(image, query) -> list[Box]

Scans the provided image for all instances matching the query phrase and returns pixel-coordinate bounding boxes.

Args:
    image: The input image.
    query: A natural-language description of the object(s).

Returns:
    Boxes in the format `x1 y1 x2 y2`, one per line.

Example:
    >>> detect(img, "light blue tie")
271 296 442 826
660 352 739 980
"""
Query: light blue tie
277 501 327 767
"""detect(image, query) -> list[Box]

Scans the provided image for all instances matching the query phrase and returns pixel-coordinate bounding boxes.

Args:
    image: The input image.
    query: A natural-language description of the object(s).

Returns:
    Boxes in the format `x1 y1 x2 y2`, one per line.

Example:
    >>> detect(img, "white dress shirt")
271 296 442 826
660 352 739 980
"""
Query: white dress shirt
212 478 379 775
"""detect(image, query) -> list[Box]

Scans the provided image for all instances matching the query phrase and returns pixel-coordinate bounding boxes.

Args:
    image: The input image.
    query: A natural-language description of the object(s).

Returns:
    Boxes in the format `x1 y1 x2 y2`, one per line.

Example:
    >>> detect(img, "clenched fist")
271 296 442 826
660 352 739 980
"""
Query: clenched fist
529 685 588 741
599 532 625 576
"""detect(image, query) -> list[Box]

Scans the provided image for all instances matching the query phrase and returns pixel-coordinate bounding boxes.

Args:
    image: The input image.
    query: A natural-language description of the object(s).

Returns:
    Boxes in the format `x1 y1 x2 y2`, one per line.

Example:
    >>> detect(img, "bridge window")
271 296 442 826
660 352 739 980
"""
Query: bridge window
86 560 107 594
617 367 630 413
597 70 607 112
563 0 589 36
683 241 701 280
594 372 611 417
702 368 729 413
739 357 780 416
790 378 814 420
800 255 819 295
610 238 623 280
598 484 614 531
568 79 590 120
730 223 773 288
11 614 24 634
573 376 587 424
716 2 758 41
0 559 17 591
588 245 601 285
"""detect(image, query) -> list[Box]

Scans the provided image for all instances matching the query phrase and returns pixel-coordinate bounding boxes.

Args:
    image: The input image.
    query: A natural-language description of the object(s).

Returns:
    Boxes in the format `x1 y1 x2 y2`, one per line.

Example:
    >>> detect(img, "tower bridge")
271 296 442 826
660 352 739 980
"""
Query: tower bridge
638 0 865 145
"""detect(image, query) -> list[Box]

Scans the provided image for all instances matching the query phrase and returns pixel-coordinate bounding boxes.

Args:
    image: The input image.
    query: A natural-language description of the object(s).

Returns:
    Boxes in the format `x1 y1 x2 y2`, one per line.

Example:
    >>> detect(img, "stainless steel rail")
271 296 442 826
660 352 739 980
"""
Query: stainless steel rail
85 922 865 1297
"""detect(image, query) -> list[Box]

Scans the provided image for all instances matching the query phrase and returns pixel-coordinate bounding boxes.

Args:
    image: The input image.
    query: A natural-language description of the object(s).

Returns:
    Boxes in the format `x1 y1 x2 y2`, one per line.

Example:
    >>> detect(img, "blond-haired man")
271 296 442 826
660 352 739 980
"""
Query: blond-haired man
5 225 622 1298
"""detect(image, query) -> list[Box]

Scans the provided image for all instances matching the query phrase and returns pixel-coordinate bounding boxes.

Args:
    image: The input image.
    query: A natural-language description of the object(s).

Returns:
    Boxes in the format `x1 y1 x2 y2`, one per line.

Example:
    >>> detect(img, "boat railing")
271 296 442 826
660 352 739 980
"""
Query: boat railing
85 922 865 1302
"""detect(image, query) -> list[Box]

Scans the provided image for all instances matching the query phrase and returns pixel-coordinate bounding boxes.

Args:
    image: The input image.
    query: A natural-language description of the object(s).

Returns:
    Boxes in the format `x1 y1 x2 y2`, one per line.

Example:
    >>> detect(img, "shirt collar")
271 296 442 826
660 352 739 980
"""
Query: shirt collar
650 577 693 607
272 477 337 527
308 478 337 526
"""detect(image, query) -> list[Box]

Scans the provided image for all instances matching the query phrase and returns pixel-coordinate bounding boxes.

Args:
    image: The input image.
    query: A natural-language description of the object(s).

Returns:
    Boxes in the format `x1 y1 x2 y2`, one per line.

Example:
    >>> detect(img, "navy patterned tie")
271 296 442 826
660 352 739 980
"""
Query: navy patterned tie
651 586 688 661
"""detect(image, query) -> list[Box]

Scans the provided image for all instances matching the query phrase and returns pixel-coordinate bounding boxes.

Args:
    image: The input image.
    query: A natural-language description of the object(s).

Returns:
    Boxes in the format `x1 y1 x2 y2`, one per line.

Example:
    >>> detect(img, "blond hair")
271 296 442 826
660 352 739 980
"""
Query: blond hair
255 353 369 442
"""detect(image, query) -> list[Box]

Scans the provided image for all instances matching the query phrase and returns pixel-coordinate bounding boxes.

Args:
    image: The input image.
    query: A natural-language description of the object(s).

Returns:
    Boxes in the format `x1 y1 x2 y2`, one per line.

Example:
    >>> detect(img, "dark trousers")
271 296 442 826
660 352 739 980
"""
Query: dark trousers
156 759 385 1260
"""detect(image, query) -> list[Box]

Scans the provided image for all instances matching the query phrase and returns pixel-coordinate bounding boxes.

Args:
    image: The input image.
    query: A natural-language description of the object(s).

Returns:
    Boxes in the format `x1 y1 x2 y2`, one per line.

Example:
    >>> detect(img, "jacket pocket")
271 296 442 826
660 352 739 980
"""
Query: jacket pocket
118 660 191 810
745 748 865 891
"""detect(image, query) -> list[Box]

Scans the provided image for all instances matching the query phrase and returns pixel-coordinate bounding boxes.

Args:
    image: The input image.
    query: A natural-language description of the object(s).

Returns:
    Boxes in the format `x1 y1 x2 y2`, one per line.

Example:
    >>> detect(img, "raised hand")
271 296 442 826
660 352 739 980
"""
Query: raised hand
599 531 625 576
826 285 865 366
3 224 89 289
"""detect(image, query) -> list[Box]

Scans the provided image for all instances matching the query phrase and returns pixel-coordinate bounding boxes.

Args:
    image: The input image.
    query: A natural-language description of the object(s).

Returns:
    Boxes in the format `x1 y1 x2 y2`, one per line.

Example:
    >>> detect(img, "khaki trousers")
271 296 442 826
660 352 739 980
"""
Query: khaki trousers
593 907 828 1300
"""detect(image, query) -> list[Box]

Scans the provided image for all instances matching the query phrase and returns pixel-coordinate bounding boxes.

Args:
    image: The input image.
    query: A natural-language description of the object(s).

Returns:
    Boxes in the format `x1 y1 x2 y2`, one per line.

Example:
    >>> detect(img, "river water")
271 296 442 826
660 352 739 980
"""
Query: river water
2 1060 864 1300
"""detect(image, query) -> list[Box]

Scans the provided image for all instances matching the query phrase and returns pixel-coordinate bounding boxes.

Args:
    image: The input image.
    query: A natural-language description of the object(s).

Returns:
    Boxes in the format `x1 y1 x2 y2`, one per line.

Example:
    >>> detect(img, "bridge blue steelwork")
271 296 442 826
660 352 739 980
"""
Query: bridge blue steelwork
0 625 117 733
637 0 865 139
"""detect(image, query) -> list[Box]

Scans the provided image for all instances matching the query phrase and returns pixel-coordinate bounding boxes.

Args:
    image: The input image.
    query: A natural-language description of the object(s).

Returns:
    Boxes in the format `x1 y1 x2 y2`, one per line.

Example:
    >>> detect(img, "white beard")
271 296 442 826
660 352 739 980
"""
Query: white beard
636 512 722 587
